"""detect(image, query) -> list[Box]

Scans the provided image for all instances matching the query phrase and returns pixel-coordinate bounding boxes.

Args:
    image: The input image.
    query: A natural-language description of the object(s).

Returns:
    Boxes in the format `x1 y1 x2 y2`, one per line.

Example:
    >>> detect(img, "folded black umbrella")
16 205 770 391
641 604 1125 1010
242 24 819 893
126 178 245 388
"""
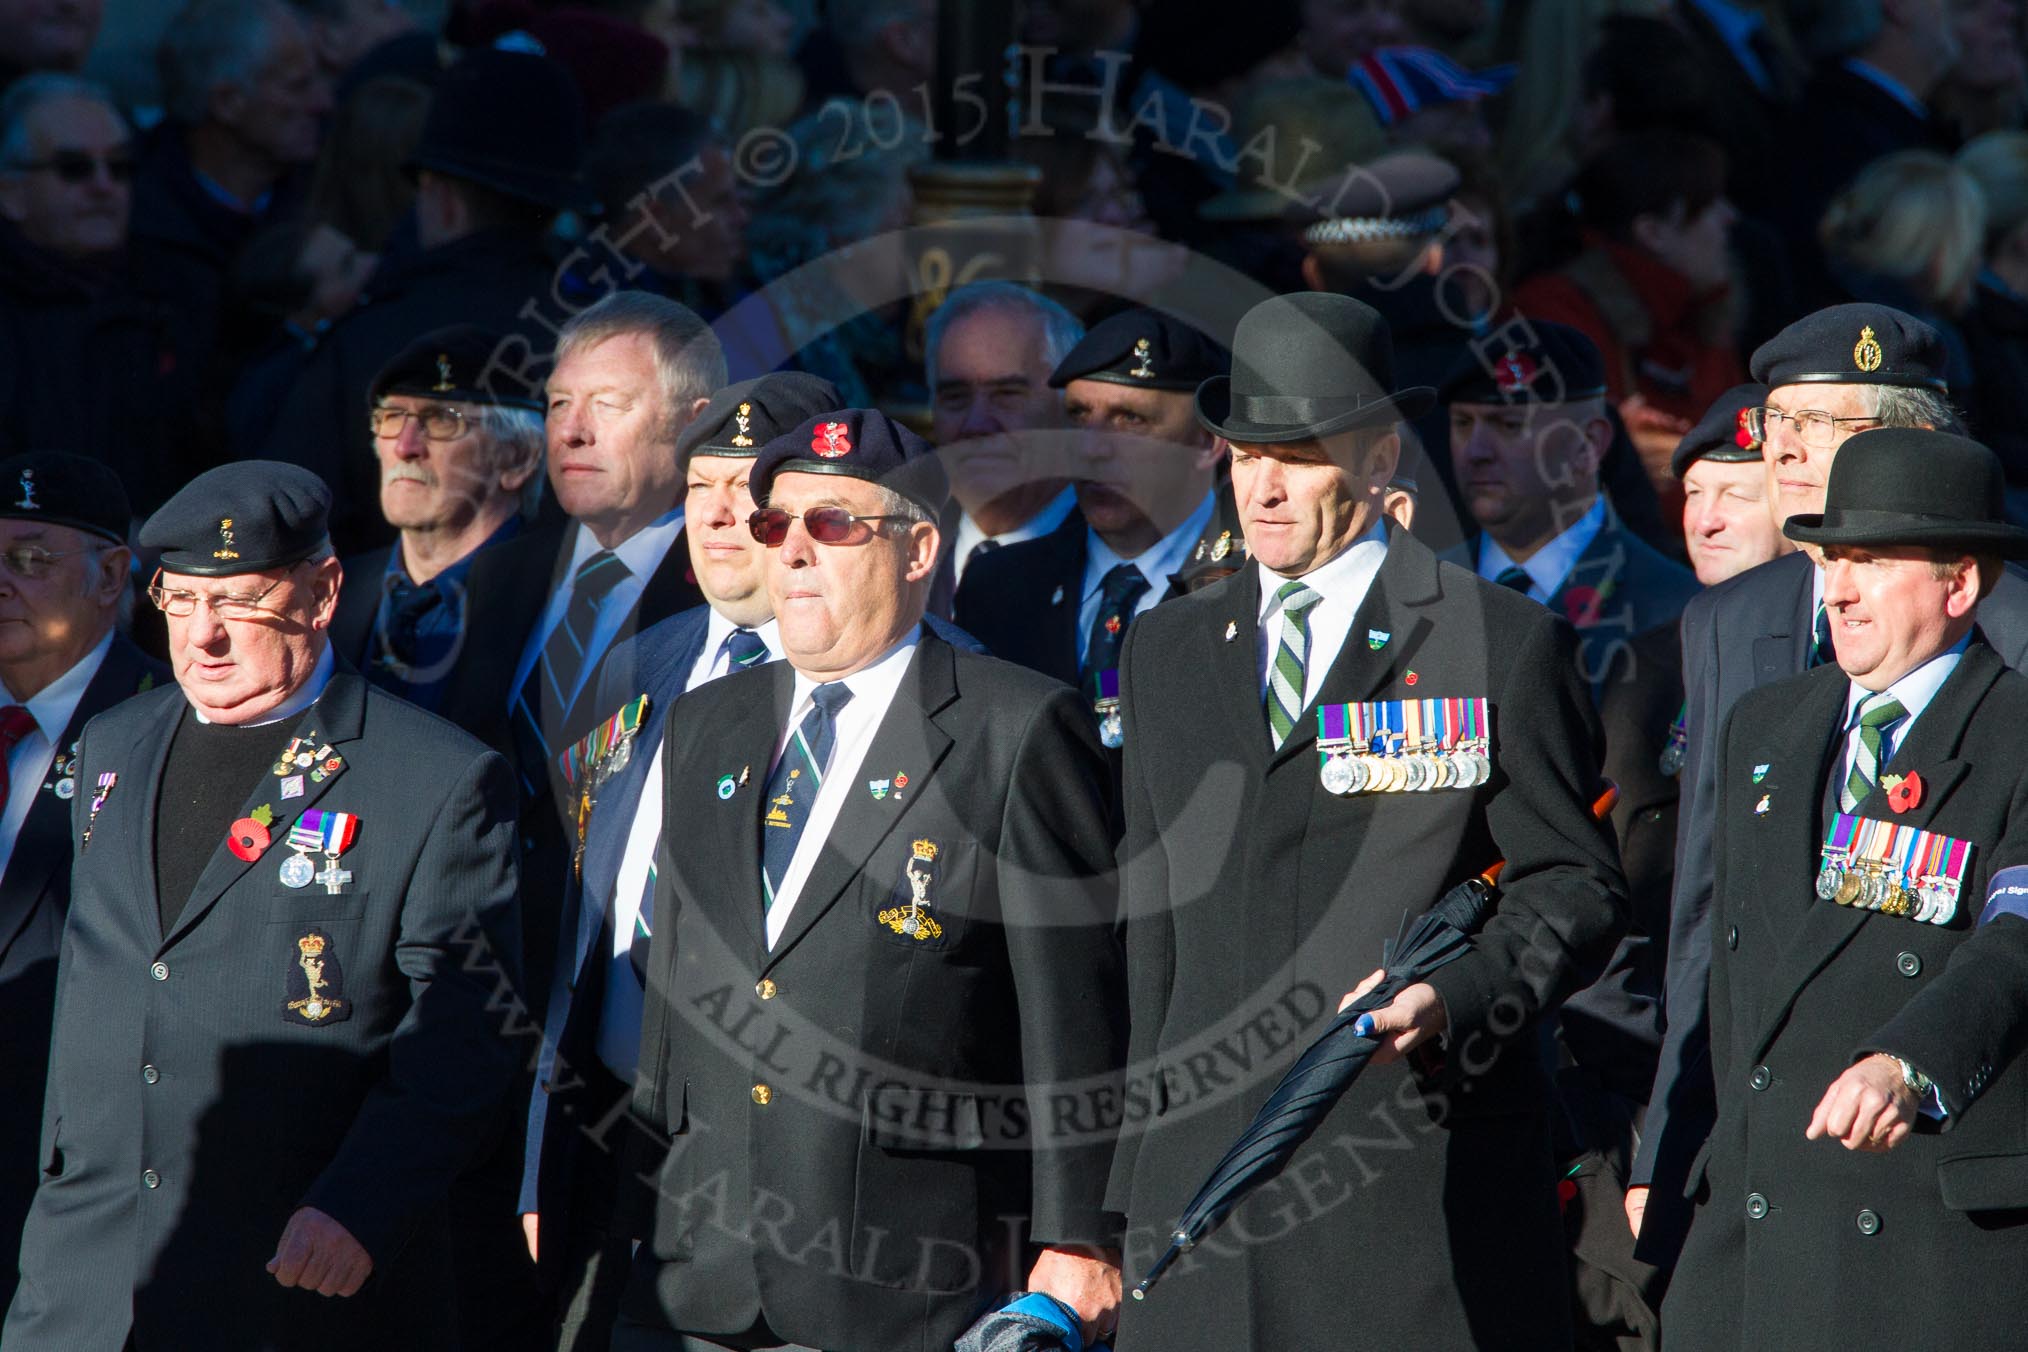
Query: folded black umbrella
1132 786 1618 1299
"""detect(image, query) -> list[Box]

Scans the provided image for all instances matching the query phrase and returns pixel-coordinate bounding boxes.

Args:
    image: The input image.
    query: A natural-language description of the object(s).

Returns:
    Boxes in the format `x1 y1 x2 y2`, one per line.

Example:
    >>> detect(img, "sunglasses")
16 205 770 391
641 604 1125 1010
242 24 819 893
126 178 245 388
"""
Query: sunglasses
747 506 907 546
15 150 135 184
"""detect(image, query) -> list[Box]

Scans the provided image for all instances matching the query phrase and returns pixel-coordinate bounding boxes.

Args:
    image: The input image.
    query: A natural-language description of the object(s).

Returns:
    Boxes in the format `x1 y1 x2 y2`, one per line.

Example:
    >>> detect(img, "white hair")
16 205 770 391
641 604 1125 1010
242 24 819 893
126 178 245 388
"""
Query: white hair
0 74 123 167
923 281 1084 390
553 290 728 431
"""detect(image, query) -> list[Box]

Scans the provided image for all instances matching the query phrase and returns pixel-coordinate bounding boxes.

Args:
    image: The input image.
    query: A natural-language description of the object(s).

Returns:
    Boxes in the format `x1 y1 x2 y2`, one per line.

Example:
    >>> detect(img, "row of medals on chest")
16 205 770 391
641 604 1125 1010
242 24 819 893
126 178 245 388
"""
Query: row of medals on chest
1815 852 1961 922
1321 736 1492 796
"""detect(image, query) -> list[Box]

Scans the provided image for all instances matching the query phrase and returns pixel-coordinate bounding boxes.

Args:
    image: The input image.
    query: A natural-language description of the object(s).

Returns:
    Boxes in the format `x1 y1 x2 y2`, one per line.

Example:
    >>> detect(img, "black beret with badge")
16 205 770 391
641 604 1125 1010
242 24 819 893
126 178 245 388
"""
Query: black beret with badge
1439 319 1608 406
1749 302 1949 392
369 324 543 411
140 461 332 577
0 450 132 544
1670 383 1769 479
750 408 950 518
679 371 842 465
1048 308 1228 393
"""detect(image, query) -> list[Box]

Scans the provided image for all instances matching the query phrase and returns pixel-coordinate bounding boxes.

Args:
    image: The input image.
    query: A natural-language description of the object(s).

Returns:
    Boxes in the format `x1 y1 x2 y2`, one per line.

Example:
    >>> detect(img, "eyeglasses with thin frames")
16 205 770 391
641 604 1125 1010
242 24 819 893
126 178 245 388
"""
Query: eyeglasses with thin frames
370 405 469 442
8 150 135 184
1749 405 1881 450
747 506 907 547
0 544 99 581
146 567 295 619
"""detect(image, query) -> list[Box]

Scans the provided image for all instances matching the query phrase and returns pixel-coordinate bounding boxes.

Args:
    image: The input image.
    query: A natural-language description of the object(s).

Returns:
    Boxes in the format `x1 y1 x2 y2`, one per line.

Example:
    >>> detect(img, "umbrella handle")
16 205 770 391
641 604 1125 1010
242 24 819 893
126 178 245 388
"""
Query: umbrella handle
1475 781 1618 889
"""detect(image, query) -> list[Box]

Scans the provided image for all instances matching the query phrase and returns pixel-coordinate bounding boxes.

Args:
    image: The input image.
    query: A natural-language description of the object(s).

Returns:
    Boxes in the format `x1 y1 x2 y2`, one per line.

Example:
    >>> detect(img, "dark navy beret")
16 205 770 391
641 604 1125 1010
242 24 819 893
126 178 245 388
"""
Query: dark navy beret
140 461 332 577
1749 302 1948 392
369 324 543 411
1439 320 1608 405
1049 308 1228 393
1670 383 1768 478
680 372 842 465
750 409 949 518
0 451 131 543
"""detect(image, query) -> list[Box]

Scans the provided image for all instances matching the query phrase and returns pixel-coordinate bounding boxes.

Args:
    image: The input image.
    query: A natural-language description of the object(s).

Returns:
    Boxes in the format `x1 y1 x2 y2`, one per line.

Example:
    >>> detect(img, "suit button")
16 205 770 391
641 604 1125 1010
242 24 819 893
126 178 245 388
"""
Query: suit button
1897 951 1921 978
751 1084 772 1106
1749 1065 1771 1091
1727 926 1739 951
141 1169 160 1189
141 1064 159 1085
1746 1192 1768 1220
755 979 777 1000
1856 1209 1881 1236
149 961 168 981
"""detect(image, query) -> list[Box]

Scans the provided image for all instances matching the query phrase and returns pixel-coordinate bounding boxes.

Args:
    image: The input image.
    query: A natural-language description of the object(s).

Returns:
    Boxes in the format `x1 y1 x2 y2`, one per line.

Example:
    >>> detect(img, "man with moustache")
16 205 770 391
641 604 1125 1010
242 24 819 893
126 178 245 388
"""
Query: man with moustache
330 325 544 711
3 462 522 1351
618 409 1126 1352
1629 303 2028 1267
1107 293 1626 1349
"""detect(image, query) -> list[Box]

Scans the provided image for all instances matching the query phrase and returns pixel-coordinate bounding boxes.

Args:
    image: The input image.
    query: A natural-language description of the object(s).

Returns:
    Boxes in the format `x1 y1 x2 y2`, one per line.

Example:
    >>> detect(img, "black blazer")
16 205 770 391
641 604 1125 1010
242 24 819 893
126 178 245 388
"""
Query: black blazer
3 670 523 1351
1105 529 1627 1351
623 630 1124 1352
1663 641 2028 1350
0 635 165 1316
1637 551 2028 1266
327 542 390 673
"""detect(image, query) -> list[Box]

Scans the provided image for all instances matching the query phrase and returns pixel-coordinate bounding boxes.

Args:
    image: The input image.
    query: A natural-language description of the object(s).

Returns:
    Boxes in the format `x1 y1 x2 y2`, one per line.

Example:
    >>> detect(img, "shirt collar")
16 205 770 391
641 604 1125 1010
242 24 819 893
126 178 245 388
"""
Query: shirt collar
1478 496 1607 599
1257 517 1390 619
787 628 919 718
1843 631 1972 729
191 643 336 727
1 629 114 743
953 485 1079 563
568 507 685 581
703 607 782 665
1083 490 1219 603
1843 57 1928 120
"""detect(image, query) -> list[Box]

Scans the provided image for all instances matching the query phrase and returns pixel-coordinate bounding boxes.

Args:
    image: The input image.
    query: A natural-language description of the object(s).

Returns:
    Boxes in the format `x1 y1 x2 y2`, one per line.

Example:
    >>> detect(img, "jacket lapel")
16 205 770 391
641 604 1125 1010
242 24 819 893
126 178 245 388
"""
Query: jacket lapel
162 671 369 950
1206 565 1268 775
695 660 791 959
1041 526 1086 684
763 634 958 969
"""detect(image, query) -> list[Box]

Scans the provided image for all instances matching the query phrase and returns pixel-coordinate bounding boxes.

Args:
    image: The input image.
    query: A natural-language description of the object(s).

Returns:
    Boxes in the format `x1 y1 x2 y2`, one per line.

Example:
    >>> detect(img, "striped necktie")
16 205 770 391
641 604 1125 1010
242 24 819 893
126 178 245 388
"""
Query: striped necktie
760 683 854 913
1494 565 1533 595
511 549 630 797
1811 600 1835 668
1840 691 1908 812
1264 581 1324 749
723 626 769 672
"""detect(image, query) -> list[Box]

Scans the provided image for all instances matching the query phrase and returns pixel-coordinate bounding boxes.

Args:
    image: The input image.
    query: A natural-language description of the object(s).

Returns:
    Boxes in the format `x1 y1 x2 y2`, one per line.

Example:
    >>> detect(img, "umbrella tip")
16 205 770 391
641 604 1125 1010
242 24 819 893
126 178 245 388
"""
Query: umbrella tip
1131 1286 1147 1301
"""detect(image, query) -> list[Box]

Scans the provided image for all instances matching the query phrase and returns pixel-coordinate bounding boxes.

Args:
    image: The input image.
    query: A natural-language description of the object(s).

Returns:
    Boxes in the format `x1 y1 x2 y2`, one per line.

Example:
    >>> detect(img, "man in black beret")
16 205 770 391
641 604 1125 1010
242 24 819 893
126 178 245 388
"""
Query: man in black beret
1676 383 1785 587
619 408 1127 1352
1107 292 1627 1350
329 323 546 713
1629 303 2028 1268
1664 429 2028 1350
3 461 524 1350
0 452 164 1317
955 307 1238 728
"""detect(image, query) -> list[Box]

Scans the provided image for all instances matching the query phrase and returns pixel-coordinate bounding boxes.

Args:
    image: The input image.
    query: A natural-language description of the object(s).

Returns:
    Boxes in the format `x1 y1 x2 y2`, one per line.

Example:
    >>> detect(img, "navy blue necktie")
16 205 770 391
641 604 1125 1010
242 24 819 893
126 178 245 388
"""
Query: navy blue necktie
511 550 630 796
1811 600 1835 668
760 683 853 912
723 626 768 672
1081 563 1150 691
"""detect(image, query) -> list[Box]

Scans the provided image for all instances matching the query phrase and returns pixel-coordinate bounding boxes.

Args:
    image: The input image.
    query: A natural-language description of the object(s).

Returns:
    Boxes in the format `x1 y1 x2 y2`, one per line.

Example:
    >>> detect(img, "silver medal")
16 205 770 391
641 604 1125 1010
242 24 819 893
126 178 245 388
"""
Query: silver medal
1321 755 1356 796
279 852 316 889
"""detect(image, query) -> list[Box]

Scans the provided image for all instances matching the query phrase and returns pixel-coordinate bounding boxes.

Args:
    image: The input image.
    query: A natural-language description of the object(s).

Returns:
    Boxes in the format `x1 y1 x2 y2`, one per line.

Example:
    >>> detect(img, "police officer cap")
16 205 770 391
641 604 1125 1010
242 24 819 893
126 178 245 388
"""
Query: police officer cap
1048 308 1228 393
1749 302 1948 392
1439 321 1608 405
679 372 842 465
750 409 949 519
1670 383 1769 479
0 451 131 544
140 462 332 577
370 324 543 411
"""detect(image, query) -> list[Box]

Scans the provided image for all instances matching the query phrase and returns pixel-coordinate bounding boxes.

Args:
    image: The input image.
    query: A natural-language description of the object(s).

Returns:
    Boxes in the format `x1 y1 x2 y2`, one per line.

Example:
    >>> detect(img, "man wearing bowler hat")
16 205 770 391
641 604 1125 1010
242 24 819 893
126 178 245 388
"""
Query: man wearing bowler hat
3 462 523 1351
1664 428 2028 1350
1629 303 2028 1265
1106 291 1627 1349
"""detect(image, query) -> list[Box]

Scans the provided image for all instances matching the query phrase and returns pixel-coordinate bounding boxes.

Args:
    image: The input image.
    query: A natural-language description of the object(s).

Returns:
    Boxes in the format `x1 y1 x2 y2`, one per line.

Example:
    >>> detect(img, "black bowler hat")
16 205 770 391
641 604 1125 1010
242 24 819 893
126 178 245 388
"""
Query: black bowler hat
406 48 590 212
679 373 841 466
1049 308 1228 393
140 462 332 577
1670 383 1768 479
1750 302 1949 393
1195 293 1434 443
370 324 543 411
1439 320 1608 406
1782 428 2028 557
751 409 949 518
0 452 131 543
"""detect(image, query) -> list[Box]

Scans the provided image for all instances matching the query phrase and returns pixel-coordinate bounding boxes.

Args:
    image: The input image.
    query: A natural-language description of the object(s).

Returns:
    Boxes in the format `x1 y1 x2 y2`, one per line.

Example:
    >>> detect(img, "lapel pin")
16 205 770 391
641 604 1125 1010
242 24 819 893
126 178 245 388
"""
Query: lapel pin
1050 585 1064 605
1224 621 1237 642
892 770 909 802
1887 772 1924 813
281 774 305 800
716 773 737 800
1753 794 1771 815
1404 670 1419 687
868 778 892 800
1367 629 1390 650
1752 763 1769 783
81 771 116 850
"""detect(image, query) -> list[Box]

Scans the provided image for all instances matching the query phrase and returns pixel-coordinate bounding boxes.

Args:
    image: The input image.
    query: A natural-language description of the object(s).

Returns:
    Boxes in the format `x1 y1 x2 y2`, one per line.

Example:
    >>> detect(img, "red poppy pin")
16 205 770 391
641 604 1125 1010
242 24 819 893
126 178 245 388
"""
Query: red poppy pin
1563 584 1603 627
1885 771 1923 813
812 421 852 458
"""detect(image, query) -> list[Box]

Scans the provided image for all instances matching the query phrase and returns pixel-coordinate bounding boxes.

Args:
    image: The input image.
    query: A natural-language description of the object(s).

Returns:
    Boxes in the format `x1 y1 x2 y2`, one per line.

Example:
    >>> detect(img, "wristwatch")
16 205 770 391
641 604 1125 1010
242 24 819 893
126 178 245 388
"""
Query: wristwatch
1890 1055 1933 1099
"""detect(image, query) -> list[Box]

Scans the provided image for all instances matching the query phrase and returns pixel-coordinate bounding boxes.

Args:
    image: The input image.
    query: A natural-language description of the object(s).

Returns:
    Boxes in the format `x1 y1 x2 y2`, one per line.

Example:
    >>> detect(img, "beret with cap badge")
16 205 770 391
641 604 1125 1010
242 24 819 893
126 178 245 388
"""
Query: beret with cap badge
1670 383 1769 479
679 372 842 466
1048 308 1228 393
140 461 332 578
1749 302 1949 393
0 450 132 544
370 324 543 411
750 409 949 519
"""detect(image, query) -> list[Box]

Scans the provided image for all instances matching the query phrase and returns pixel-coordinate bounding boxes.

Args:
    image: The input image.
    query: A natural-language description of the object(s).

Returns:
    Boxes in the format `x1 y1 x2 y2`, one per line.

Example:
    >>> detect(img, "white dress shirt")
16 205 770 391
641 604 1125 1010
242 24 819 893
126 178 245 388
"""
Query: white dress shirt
764 632 919 948
1836 633 1969 793
507 510 684 713
950 486 1078 587
1475 496 1607 603
596 613 781 1077
1076 490 1217 667
0 630 113 883
1257 519 1390 713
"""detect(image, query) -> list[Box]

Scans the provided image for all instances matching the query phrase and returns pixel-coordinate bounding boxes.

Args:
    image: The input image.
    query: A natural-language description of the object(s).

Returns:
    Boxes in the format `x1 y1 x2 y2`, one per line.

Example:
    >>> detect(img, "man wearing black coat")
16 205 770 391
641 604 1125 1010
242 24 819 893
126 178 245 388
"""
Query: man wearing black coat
1665 428 2028 1348
1106 293 1627 1350
0 453 165 1317
618 409 1127 1351
2 462 523 1350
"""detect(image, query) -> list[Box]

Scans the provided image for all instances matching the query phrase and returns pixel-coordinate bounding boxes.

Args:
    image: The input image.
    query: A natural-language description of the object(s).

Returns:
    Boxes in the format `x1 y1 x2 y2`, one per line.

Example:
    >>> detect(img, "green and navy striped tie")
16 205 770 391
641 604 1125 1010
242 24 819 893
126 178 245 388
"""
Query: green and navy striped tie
1264 581 1323 749
1840 691 1907 812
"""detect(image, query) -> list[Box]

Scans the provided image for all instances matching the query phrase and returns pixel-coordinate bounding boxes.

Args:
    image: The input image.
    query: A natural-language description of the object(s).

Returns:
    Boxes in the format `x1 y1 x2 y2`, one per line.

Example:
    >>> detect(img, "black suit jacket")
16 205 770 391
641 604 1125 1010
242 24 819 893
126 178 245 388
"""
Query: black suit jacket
1663 641 2028 1349
328 543 391 673
1637 550 2028 1265
3 669 522 1351
623 629 1124 1351
0 636 165 1316
1105 530 1628 1350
